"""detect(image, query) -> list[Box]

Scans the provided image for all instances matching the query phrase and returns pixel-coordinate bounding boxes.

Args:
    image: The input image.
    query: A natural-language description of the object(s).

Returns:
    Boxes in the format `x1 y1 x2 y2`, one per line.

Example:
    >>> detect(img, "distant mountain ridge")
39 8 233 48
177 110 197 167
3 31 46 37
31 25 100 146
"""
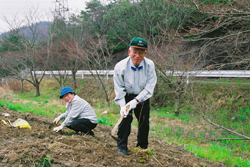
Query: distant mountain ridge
0 21 52 41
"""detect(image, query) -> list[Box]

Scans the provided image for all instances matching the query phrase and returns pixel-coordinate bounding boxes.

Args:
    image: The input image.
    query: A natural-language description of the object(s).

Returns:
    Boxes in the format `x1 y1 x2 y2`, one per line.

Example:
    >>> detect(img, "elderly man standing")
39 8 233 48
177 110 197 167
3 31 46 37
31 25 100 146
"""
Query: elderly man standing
113 37 157 155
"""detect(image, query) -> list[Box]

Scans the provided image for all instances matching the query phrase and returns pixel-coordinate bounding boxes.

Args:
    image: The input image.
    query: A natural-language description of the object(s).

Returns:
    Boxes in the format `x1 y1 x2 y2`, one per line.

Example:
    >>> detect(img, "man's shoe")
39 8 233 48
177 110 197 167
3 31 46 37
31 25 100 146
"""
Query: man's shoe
87 133 97 139
88 131 95 137
117 147 128 155
77 132 85 136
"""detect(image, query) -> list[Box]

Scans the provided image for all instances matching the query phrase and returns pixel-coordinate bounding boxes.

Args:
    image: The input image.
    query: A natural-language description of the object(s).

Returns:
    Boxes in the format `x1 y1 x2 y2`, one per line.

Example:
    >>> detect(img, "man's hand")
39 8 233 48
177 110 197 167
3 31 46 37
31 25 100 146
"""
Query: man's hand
126 99 138 112
53 126 63 132
53 117 60 124
120 106 129 118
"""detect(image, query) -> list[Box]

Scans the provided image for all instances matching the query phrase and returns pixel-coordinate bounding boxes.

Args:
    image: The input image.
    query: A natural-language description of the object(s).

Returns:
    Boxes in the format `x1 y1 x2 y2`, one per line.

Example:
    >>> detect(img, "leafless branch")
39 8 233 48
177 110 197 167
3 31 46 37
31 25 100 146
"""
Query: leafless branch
205 118 250 140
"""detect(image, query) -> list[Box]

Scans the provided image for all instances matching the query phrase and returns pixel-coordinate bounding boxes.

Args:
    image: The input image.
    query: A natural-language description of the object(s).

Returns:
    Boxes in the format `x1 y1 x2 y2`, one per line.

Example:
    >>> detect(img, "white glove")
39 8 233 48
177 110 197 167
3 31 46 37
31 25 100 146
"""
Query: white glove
120 106 129 118
53 117 60 124
126 99 138 112
53 126 63 132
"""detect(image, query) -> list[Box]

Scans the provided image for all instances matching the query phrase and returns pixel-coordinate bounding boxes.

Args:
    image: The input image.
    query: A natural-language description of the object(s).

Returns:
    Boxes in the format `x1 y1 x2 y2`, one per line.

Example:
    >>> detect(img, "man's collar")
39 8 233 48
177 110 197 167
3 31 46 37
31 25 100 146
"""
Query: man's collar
131 66 143 71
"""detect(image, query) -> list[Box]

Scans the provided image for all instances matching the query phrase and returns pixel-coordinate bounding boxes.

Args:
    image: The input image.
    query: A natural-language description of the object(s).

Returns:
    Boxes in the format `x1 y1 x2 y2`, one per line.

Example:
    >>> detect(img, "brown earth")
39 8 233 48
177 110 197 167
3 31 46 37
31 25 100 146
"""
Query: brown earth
0 107 227 167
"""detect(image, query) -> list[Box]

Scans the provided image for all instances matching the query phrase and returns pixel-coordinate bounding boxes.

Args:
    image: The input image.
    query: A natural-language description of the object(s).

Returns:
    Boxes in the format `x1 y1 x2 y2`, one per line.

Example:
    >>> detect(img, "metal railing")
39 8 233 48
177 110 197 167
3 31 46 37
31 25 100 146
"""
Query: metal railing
33 70 114 80
32 70 250 79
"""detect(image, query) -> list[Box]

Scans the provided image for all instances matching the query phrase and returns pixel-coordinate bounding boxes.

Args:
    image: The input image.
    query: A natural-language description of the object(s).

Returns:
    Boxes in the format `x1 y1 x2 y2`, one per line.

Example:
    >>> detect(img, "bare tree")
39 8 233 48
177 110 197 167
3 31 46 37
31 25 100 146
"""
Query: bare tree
165 0 250 70
148 40 203 116
159 0 250 139
0 7 51 96
47 43 70 88
48 16 84 90
0 52 24 92
63 34 117 106
147 0 250 117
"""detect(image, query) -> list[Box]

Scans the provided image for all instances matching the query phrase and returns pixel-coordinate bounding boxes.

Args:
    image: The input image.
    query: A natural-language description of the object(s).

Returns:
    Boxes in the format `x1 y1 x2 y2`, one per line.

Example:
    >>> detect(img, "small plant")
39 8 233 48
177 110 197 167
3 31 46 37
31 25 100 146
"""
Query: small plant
30 155 51 167
52 143 57 147
131 147 154 163
41 156 51 167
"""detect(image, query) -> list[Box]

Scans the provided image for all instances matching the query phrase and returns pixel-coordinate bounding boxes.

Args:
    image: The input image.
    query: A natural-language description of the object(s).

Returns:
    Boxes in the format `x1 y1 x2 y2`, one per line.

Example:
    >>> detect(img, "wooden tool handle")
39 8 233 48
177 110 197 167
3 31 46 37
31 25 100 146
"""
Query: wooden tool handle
110 105 130 136
111 113 124 136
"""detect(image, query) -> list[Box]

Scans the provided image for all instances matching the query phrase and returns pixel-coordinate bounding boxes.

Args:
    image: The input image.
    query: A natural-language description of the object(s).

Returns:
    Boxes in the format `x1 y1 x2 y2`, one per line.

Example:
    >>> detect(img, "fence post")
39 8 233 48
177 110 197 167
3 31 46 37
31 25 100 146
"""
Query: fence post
186 74 189 84
82 72 84 79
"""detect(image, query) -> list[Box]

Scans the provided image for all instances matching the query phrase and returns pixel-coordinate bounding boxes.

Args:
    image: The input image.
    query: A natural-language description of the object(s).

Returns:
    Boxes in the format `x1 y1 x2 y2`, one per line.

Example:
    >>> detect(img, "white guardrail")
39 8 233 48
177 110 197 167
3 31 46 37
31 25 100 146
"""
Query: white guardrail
33 70 114 80
166 70 250 78
32 70 250 79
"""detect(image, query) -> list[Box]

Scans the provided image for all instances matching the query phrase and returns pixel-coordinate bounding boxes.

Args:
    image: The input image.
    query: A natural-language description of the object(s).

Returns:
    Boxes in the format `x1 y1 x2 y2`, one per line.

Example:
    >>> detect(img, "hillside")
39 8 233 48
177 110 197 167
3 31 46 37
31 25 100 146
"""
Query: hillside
0 21 52 41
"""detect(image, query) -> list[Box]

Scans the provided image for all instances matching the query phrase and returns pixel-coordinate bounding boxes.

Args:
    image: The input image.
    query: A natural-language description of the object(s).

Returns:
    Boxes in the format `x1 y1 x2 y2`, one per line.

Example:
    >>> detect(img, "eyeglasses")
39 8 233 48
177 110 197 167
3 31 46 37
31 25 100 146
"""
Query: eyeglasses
131 49 145 55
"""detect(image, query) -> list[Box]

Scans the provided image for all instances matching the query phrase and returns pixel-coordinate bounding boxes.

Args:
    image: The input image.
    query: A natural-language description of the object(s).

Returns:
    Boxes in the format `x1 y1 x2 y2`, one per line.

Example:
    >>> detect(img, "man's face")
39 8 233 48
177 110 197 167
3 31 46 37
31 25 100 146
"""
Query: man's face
62 93 74 103
128 47 146 67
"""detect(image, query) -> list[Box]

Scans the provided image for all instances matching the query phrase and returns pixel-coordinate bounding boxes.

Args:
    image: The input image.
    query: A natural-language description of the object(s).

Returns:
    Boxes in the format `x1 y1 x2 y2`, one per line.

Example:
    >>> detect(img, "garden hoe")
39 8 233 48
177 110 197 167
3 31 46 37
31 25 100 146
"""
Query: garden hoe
110 105 130 141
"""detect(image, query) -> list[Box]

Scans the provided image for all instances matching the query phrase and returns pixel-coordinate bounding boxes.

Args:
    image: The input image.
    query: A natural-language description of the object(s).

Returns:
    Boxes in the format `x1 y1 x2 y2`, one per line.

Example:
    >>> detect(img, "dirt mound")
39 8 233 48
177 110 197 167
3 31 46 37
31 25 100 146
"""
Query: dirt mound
0 107 227 167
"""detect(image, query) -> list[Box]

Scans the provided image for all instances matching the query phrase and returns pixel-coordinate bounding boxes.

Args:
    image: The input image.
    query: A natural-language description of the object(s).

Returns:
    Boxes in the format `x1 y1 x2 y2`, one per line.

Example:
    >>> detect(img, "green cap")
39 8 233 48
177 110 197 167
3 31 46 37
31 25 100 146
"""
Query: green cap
129 37 147 49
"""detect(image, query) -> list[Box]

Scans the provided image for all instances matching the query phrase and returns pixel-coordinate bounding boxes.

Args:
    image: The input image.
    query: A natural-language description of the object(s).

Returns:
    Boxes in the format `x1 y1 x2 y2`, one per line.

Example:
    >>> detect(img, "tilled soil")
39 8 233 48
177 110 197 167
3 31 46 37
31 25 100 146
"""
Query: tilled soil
0 107 227 167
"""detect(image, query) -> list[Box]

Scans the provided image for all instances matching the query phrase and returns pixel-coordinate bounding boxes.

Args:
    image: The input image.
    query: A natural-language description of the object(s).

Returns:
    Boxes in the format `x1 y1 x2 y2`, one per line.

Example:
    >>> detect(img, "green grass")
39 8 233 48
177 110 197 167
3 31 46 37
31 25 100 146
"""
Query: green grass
214 78 250 83
148 106 250 167
0 98 64 117
153 106 194 121
98 115 114 126
14 92 51 101
185 144 250 167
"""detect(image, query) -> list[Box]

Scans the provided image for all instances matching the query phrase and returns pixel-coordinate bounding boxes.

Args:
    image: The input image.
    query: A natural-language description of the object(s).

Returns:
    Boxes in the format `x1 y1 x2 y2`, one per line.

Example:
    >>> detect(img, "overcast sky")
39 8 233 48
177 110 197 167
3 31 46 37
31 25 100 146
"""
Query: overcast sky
0 0 94 33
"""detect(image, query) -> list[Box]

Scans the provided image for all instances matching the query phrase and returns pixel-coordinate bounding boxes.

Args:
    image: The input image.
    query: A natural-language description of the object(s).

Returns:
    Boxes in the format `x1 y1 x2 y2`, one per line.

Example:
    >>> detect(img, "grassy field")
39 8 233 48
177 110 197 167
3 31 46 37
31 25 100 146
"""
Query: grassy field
0 77 249 166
